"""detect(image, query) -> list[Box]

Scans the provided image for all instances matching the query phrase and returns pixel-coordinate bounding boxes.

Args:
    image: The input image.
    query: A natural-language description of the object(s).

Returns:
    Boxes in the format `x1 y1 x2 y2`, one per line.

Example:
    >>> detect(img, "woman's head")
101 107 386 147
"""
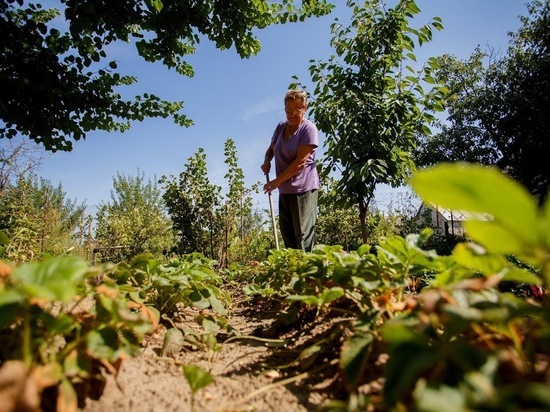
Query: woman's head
284 89 308 107
284 89 308 126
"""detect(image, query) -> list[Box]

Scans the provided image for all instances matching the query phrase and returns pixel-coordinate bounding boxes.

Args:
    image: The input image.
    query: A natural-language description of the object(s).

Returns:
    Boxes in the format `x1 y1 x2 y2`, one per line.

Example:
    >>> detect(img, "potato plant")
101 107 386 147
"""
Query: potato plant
111 252 227 315
0 249 232 410
244 163 550 411
0 257 153 410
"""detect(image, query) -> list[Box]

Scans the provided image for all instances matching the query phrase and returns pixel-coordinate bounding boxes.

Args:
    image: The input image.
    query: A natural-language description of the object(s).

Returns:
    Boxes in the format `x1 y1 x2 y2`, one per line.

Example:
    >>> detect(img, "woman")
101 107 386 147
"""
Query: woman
261 89 320 252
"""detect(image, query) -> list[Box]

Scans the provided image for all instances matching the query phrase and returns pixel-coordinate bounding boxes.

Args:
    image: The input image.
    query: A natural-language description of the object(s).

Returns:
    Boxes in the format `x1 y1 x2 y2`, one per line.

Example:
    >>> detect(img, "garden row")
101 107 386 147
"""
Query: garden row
1 163 549 411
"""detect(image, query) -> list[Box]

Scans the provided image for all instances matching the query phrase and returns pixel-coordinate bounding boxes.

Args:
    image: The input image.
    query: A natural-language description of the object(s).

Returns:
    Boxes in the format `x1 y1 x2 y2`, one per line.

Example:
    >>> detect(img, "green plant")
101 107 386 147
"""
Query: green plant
376 162 550 410
0 230 9 258
296 0 448 243
0 256 153 410
182 364 214 412
243 162 550 410
108 252 228 319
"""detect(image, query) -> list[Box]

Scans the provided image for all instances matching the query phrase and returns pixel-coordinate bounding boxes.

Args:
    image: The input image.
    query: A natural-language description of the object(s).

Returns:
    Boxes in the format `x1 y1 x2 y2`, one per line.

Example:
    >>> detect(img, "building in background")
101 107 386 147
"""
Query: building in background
417 203 492 237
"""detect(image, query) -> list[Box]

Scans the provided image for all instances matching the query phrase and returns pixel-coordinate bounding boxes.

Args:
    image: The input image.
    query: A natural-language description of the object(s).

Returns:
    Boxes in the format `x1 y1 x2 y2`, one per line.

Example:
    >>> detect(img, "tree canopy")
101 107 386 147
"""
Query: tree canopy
0 173 87 260
297 0 447 243
94 170 175 261
415 0 550 202
0 0 334 152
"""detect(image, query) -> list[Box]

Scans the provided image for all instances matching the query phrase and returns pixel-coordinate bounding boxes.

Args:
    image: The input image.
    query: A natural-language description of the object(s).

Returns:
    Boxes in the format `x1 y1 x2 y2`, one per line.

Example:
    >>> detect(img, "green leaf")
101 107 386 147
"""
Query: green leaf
381 321 424 347
501 267 542 285
464 221 525 255
356 244 372 256
410 163 540 249
451 243 507 275
286 294 319 306
161 328 185 357
63 350 92 378
58 377 78 411
319 287 345 306
85 328 119 362
543 194 550 249
0 289 22 307
208 294 226 315
340 333 373 391
383 343 440 406
149 0 163 12
13 257 88 302
0 231 9 246
202 318 221 336
182 364 214 394
0 301 19 329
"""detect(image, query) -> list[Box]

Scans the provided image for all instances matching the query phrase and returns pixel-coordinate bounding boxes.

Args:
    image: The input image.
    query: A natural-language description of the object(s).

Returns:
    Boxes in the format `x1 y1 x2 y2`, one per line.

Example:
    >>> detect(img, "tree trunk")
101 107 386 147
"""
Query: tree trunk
358 200 368 245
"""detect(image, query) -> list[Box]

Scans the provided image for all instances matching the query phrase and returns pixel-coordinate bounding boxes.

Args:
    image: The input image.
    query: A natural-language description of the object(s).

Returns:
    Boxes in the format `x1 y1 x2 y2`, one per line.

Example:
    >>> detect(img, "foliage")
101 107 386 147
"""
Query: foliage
94 170 175 262
316 205 362 250
161 142 268 264
0 173 88 261
414 0 550 202
0 256 153 410
0 251 232 409
182 364 214 412
0 230 8 257
385 191 464 255
295 0 448 243
244 162 550 410
105 252 228 320
221 138 261 266
227 208 274 264
316 177 435 252
410 162 550 284
0 0 334 151
316 176 363 250
160 148 223 258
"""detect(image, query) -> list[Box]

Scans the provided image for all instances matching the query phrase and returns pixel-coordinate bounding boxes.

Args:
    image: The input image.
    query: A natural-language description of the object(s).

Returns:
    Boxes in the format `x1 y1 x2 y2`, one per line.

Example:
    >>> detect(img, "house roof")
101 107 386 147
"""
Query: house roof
420 203 493 222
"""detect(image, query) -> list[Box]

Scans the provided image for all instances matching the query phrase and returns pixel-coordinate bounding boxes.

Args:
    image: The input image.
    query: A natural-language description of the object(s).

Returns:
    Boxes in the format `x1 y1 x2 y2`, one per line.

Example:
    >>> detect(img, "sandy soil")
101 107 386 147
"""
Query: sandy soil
80 290 345 412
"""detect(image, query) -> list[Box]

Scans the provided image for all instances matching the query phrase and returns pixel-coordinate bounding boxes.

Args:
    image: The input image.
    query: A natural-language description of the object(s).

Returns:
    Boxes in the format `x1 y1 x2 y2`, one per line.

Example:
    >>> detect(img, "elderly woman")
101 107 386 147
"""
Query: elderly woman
261 89 320 252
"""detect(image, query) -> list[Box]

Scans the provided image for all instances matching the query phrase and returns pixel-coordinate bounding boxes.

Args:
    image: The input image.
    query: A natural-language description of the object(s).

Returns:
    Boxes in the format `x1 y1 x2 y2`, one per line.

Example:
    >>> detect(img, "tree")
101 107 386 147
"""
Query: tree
160 148 222 258
1 0 334 152
415 0 550 202
222 138 259 266
413 50 502 167
0 173 87 261
0 137 46 196
94 170 175 262
295 0 447 243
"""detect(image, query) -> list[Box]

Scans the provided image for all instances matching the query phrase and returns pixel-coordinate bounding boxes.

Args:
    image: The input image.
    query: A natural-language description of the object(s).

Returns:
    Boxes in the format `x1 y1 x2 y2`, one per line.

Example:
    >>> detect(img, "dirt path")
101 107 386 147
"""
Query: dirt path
81 290 342 412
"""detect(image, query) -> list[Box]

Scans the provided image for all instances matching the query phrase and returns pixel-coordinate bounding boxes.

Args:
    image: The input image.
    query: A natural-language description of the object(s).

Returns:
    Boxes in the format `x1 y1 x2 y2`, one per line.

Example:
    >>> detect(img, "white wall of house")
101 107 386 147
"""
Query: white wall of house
418 203 492 237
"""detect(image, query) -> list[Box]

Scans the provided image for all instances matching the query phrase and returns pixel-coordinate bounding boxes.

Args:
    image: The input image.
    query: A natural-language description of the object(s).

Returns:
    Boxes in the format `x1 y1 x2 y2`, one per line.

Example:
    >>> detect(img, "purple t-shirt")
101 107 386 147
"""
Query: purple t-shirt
271 119 320 194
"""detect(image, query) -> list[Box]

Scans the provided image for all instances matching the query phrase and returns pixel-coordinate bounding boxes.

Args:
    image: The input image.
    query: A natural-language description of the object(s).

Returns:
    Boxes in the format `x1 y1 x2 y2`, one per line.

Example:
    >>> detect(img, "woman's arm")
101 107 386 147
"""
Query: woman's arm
261 143 275 174
266 145 315 191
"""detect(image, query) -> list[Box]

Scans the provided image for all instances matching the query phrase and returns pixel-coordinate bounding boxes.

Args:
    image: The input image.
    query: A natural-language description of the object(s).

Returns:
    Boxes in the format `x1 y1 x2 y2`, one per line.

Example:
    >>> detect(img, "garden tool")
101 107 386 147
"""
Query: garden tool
265 173 279 250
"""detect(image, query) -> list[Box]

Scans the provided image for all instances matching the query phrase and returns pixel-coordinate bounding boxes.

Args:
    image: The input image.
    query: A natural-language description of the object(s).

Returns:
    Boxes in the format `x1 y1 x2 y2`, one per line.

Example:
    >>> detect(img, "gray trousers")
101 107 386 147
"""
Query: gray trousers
278 189 318 252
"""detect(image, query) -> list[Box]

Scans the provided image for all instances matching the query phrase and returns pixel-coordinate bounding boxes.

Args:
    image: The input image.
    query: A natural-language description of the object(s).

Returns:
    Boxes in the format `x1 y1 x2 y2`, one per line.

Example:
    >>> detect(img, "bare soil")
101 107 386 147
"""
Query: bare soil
80 289 347 412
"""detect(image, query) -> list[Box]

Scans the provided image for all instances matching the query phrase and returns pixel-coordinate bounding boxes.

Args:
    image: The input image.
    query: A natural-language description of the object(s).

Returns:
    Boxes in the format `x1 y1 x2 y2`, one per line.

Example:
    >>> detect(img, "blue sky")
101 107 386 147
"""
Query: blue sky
35 0 529 215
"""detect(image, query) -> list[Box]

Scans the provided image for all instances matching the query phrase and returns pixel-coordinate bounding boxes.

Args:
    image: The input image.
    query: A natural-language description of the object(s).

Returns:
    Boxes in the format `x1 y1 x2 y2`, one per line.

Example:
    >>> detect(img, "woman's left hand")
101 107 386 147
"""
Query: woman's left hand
263 181 276 193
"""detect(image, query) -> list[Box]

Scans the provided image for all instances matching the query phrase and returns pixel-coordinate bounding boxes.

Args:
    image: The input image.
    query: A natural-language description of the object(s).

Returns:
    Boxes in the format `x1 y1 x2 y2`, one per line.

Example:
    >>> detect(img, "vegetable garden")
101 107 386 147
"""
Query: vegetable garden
1 163 549 412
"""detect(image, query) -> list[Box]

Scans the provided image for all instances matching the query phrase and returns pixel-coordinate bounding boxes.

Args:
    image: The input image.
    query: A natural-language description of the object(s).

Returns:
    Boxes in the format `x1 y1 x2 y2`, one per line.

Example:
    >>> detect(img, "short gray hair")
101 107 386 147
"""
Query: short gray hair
284 89 308 108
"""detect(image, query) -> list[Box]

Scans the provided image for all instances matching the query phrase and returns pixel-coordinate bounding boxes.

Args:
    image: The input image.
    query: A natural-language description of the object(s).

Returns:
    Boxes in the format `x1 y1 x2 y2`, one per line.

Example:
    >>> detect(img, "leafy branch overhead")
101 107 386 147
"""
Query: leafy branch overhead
0 0 334 151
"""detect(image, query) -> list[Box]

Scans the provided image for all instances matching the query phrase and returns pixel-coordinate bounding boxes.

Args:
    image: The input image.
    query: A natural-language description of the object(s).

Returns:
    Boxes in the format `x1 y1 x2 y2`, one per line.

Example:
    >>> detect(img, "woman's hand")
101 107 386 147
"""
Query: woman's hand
263 180 277 193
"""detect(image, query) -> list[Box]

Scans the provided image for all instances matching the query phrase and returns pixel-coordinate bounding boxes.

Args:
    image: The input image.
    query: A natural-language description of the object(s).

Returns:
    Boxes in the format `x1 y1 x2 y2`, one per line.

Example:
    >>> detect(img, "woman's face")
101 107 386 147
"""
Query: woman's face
285 99 306 127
